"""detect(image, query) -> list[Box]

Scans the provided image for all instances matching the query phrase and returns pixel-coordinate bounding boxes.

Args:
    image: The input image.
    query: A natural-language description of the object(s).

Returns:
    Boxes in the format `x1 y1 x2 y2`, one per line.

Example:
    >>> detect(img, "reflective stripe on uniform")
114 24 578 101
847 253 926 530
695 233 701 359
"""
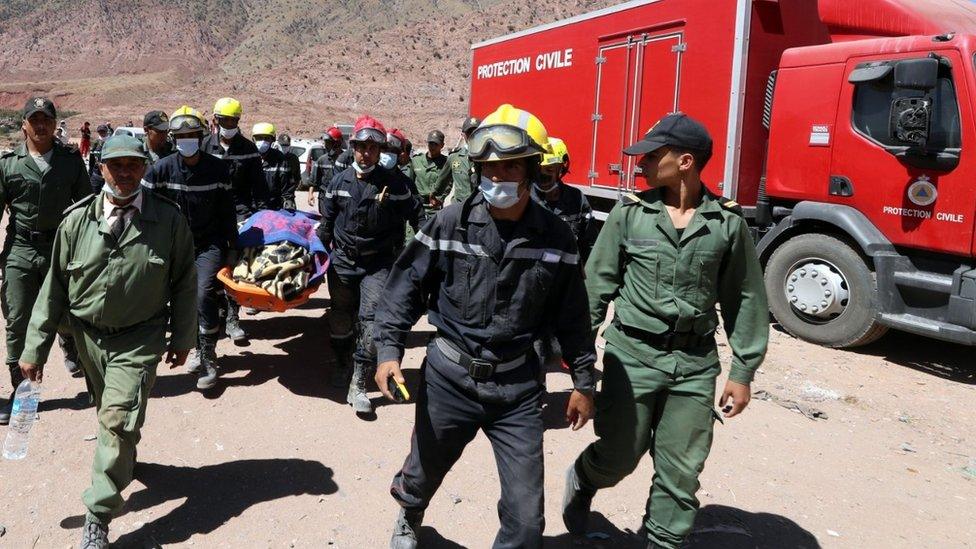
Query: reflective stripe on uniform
141 179 232 192
506 247 579 265
387 191 413 201
415 231 489 257
210 152 261 161
323 189 353 199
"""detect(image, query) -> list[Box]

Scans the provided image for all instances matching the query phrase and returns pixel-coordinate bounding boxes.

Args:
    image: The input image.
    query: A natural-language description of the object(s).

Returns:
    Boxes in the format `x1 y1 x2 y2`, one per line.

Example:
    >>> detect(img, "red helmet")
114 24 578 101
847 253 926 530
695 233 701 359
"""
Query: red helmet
350 115 386 144
325 127 343 142
386 128 407 151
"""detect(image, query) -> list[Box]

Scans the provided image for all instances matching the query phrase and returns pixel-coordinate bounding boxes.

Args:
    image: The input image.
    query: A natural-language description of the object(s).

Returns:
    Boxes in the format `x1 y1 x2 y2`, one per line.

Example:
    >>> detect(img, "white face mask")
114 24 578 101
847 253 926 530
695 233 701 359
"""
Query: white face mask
378 152 397 170
176 138 200 158
479 176 522 209
352 161 375 176
219 126 239 139
256 140 272 154
102 181 141 200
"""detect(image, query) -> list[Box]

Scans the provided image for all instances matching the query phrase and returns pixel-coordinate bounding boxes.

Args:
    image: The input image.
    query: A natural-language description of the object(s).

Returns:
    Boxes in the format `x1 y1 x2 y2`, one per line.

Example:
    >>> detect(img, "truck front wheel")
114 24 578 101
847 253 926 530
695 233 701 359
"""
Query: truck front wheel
764 233 888 348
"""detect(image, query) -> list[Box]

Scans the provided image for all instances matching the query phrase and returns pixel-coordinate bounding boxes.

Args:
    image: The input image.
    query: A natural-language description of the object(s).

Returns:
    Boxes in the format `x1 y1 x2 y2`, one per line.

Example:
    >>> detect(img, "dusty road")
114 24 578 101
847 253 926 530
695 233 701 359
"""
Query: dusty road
1 290 974 548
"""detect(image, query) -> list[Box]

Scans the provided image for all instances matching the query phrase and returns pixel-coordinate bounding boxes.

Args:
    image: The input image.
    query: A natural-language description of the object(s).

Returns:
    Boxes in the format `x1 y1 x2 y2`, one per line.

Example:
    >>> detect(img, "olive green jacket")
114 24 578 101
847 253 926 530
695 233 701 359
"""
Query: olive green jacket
0 141 91 240
439 148 476 204
410 152 449 201
21 191 198 365
586 188 768 383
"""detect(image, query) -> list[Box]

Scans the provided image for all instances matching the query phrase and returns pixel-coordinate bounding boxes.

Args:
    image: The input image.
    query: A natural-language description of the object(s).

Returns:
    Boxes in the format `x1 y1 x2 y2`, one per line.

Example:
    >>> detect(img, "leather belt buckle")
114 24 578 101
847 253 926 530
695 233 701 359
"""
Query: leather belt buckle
467 358 495 380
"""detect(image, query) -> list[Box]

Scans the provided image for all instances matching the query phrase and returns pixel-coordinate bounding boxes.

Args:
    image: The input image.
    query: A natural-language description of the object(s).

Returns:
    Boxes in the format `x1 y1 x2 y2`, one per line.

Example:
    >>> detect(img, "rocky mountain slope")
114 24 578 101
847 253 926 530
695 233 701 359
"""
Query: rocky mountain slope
0 0 614 144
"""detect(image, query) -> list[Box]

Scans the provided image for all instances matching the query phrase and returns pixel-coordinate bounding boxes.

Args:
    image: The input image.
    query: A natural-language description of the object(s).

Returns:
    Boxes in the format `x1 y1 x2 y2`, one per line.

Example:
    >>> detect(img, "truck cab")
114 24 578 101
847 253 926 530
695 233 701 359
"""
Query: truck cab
759 32 976 347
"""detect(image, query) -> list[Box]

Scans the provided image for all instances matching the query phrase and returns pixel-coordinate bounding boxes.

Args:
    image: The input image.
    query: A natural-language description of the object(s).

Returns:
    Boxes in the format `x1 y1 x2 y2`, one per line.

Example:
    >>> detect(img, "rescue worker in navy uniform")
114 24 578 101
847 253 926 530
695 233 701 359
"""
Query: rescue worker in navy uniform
561 113 769 549
275 132 303 199
201 97 268 343
0 96 91 424
252 123 298 210
308 127 348 209
533 136 592 262
318 115 422 415
374 104 596 549
142 106 238 391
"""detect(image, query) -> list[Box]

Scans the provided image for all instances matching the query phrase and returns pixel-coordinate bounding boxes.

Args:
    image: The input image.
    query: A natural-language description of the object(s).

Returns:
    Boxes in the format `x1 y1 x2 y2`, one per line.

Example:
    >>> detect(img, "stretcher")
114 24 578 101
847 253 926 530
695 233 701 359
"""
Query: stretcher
216 209 329 313
217 267 317 312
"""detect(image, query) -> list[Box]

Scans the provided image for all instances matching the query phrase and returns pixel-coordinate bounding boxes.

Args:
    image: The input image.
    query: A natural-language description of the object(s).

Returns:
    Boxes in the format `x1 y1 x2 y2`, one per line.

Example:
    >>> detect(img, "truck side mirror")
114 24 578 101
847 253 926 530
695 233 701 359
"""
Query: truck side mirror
889 96 931 147
888 58 940 148
894 58 939 90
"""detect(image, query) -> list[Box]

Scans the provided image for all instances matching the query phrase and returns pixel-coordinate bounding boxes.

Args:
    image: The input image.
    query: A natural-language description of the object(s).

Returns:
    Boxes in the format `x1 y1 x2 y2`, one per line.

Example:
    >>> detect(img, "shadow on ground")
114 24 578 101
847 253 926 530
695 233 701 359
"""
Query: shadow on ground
149 311 434 404
538 505 819 548
76 459 340 547
772 323 975 385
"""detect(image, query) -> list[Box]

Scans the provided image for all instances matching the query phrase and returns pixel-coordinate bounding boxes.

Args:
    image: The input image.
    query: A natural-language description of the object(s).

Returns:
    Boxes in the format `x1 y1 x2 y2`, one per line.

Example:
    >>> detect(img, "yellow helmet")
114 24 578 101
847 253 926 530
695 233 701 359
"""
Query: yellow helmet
468 104 548 162
252 122 276 138
214 97 243 119
542 137 568 166
168 105 206 134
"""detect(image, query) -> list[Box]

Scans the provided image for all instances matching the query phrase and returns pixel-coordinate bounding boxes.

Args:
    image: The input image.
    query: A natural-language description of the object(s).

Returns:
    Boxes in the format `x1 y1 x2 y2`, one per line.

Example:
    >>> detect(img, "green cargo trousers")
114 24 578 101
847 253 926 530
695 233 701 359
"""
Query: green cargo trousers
576 343 720 549
1 242 50 380
72 320 166 525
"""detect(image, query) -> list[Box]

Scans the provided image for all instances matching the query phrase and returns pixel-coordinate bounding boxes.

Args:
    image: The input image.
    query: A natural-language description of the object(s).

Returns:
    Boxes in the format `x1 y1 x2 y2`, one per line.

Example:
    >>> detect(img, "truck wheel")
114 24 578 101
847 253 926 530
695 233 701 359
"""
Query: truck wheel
764 233 888 348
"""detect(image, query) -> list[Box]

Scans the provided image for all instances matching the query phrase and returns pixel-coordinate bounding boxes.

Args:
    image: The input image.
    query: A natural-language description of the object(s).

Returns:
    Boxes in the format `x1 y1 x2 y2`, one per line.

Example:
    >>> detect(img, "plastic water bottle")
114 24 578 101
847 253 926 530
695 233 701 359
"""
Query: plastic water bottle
3 379 41 460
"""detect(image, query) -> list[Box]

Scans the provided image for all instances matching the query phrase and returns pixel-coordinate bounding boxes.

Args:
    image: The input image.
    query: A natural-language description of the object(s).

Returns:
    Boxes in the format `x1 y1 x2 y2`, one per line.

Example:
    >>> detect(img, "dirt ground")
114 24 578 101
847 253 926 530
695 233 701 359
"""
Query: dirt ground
1 220 975 548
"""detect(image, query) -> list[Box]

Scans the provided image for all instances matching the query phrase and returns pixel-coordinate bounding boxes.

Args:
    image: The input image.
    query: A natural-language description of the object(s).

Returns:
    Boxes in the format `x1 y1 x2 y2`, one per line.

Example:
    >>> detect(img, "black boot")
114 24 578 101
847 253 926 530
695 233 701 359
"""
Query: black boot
390 508 424 549
197 334 220 390
562 462 597 535
59 334 84 378
186 336 202 375
1 364 25 425
347 363 373 414
224 301 247 342
329 336 354 388
78 515 109 549
0 390 13 426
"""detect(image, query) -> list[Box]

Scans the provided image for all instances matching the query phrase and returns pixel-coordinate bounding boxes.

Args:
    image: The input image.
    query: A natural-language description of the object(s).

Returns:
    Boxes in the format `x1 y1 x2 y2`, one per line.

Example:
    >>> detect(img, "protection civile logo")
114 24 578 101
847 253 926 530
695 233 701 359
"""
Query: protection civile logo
907 175 937 207
34 98 45 108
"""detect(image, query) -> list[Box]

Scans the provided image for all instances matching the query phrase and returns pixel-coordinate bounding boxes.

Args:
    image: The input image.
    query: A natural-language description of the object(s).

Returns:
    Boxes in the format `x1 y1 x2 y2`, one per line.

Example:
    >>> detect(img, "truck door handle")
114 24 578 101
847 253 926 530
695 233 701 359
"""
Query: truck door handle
608 163 622 174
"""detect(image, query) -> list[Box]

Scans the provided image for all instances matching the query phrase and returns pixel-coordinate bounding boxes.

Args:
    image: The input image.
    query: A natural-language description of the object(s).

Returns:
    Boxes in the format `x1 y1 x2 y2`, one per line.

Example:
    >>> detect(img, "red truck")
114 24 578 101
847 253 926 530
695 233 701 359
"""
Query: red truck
469 0 976 348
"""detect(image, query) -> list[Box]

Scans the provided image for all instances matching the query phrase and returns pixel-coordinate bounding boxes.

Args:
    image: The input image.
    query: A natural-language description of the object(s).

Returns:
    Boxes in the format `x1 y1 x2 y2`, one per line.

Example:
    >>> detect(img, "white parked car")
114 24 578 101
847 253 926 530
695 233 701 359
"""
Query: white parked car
287 138 327 189
112 126 146 140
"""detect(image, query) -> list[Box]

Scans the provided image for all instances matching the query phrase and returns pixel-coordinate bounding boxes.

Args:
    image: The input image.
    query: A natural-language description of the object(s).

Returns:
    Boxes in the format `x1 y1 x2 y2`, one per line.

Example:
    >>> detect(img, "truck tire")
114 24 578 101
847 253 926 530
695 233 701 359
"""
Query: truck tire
764 233 888 348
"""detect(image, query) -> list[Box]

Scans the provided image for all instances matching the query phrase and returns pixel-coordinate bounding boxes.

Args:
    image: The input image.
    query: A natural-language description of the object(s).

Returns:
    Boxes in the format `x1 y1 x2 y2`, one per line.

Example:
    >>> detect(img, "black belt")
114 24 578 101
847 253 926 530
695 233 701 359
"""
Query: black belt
434 337 527 380
12 225 56 244
615 319 714 351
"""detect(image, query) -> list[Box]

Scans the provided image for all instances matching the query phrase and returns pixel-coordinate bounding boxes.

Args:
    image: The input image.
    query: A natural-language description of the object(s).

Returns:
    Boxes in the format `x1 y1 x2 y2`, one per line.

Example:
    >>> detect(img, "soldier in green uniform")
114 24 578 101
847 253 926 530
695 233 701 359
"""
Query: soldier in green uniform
439 116 480 205
0 96 92 424
409 130 450 217
19 134 197 549
562 113 769 549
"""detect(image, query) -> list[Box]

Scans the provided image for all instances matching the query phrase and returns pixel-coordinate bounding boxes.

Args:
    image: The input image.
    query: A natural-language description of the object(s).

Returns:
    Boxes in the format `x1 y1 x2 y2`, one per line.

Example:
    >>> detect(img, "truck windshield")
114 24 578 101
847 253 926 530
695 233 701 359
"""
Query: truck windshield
851 61 961 150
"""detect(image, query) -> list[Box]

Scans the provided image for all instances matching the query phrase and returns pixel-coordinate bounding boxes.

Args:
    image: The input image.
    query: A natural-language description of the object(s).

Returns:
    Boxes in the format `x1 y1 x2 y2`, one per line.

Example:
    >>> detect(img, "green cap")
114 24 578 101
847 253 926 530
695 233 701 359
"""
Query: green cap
100 135 147 161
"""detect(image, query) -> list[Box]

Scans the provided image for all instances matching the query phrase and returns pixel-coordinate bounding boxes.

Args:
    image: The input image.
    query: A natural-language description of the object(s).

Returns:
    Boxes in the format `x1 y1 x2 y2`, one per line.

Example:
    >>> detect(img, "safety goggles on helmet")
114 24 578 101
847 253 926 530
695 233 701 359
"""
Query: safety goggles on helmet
350 127 386 144
169 114 205 134
386 132 404 151
467 124 545 161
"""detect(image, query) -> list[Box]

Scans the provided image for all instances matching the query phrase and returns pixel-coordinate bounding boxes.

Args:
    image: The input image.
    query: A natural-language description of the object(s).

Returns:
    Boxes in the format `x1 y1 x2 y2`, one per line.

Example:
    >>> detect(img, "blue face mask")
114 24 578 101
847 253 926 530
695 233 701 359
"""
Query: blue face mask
256 140 272 154
478 176 522 209
378 152 397 170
